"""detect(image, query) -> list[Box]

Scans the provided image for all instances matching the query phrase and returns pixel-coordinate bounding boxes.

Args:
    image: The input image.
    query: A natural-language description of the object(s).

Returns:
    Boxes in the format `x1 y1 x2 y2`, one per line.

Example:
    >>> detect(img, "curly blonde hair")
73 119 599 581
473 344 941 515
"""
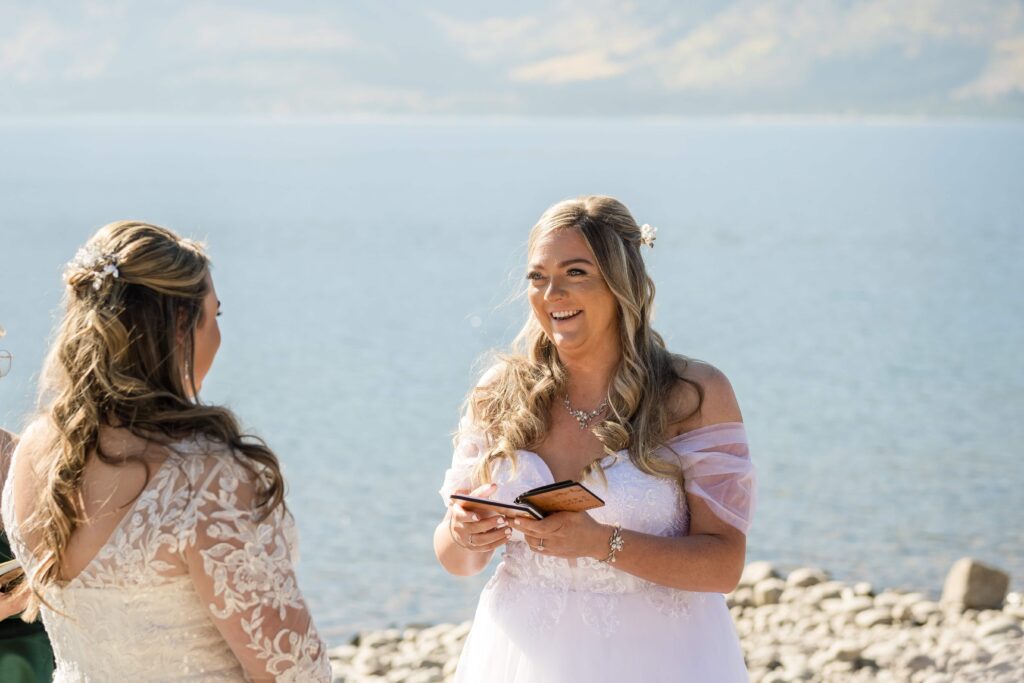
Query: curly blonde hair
468 196 703 485
21 221 285 619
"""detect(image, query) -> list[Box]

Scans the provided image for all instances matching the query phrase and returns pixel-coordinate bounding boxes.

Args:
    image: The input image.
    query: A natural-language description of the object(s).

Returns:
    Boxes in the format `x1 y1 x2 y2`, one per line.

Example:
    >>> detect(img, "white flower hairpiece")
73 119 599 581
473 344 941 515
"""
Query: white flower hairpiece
68 244 120 291
639 223 658 248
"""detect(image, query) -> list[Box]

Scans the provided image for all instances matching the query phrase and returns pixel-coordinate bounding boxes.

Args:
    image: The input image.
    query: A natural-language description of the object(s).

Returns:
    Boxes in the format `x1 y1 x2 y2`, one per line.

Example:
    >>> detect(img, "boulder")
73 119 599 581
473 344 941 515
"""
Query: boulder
941 558 1010 610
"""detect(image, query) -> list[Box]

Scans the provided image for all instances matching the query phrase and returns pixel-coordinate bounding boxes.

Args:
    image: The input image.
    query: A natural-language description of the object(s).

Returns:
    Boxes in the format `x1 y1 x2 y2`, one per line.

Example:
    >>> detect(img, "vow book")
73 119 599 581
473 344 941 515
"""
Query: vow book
450 480 604 520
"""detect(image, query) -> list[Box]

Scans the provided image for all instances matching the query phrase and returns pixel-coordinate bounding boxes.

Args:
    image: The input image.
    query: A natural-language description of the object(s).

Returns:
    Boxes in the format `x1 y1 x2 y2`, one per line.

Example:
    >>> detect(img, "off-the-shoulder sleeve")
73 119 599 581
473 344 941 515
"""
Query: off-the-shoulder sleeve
439 415 489 505
666 422 756 535
180 454 331 682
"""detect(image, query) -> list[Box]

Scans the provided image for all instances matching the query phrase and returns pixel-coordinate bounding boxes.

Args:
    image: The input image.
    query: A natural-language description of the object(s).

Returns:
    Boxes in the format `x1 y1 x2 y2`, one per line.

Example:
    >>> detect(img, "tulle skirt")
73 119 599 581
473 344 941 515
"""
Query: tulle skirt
454 577 749 683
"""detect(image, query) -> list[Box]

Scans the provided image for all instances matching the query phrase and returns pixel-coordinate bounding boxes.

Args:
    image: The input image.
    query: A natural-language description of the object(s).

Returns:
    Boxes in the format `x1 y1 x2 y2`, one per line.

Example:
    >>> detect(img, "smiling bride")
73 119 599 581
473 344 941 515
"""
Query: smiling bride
434 196 756 682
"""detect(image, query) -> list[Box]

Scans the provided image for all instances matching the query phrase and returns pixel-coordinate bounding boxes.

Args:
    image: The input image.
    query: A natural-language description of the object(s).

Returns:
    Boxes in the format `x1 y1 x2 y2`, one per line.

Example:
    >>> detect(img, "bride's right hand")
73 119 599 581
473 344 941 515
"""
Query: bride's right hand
449 483 511 552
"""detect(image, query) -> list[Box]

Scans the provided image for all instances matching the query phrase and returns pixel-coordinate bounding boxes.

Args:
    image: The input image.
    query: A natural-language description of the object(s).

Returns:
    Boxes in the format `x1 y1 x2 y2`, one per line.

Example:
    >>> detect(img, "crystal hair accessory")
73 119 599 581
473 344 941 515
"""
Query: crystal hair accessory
68 244 120 291
639 224 658 248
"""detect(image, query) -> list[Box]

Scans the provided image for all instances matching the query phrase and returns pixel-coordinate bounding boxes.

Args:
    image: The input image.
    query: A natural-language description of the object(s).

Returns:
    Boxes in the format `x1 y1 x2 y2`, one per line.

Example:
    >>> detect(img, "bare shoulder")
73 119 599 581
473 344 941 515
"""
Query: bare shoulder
476 360 509 389
667 356 743 433
3 417 52 485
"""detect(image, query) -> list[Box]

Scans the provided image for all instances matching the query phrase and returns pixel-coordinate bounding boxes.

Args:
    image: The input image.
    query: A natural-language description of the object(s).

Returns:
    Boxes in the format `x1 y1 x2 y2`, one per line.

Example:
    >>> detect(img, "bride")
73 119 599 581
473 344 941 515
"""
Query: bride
434 196 756 682
1 222 331 681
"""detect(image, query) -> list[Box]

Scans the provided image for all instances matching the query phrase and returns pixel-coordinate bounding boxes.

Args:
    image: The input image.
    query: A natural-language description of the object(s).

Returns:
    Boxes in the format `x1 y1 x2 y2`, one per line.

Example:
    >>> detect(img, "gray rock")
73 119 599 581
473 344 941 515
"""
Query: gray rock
786 568 829 588
941 558 1010 610
740 561 780 587
755 578 787 606
903 653 935 673
853 581 874 597
826 640 863 663
732 586 756 607
806 581 846 603
855 607 894 628
976 617 1023 639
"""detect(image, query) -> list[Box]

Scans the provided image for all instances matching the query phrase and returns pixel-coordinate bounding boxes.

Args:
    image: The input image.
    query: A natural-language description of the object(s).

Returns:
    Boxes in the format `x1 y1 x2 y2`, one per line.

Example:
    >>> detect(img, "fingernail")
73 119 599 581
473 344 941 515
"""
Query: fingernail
471 514 479 522
513 519 521 526
496 517 507 528
504 528 511 537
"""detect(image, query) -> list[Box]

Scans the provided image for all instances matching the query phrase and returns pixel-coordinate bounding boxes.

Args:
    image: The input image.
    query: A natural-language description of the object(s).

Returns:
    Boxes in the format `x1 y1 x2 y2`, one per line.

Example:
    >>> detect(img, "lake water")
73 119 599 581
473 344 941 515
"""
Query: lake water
1 118 1022 642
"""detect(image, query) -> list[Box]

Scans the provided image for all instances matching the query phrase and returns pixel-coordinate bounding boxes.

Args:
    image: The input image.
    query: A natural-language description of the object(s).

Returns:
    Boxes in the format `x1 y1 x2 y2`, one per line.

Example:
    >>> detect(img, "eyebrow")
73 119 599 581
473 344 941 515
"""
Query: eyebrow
529 258 595 270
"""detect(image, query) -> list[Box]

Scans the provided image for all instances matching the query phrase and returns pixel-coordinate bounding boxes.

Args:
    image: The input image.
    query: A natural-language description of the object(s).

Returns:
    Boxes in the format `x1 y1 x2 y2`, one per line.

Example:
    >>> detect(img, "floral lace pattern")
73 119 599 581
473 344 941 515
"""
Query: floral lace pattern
2 436 331 682
440 420 754 639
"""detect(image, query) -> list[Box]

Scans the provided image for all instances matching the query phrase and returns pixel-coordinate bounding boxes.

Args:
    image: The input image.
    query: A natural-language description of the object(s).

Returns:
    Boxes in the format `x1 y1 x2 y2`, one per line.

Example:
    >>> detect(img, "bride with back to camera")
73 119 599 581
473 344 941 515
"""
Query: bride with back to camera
434 196 756 682
1 221 331 681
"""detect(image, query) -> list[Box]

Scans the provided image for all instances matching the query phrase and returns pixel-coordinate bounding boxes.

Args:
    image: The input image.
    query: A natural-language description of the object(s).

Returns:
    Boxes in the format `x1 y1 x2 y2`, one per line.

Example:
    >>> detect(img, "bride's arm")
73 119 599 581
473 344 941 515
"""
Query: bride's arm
434 483 509 576
183 455 331 682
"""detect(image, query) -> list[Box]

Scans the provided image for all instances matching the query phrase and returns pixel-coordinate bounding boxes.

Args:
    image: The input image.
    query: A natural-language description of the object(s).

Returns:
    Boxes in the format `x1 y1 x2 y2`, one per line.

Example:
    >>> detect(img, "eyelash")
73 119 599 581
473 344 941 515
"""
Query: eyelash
526 269 587 281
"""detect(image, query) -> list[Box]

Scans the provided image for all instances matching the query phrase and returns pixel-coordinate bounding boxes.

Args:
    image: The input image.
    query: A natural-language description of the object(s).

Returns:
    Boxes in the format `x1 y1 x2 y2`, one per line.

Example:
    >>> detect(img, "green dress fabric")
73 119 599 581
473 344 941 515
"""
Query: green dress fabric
0 531 54 683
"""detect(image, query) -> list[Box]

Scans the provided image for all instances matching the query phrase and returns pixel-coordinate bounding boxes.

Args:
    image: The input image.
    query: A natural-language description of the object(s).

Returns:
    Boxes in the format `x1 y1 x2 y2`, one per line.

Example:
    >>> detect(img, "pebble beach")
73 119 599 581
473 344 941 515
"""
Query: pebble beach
327 558 1023 683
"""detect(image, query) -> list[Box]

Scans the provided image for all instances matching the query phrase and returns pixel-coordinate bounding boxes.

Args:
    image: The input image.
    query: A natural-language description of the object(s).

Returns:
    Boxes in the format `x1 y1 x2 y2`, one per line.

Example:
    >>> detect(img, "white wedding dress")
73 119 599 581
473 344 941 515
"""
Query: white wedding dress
1 435 332 682
440 420 756 683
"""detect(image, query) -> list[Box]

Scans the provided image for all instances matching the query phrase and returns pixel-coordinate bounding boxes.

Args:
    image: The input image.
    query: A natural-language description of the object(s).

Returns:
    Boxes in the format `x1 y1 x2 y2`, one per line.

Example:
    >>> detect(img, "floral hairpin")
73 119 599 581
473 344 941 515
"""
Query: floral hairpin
68 244 120 291
639 224 658 248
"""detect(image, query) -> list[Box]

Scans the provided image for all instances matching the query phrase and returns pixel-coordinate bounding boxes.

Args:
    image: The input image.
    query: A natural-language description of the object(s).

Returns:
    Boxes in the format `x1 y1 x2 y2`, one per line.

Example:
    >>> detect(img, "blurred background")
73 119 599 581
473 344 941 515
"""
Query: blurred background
1 1 1022 644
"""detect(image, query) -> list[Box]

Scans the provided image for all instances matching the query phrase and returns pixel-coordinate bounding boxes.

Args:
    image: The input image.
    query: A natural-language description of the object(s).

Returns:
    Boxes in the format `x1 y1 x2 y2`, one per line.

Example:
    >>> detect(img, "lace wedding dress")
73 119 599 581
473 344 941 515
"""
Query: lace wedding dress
440 421 756 683
1 435 331 682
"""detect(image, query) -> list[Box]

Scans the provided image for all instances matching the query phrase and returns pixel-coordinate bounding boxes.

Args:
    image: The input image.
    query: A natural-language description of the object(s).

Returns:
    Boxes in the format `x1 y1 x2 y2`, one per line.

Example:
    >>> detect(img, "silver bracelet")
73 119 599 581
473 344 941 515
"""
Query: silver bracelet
602 524 624 563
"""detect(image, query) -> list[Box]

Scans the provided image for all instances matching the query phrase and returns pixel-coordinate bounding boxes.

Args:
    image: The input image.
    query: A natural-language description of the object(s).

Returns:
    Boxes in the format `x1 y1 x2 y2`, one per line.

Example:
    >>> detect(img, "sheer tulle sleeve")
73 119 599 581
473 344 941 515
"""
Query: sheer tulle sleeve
439 415 489 504
666 422 756 534
181 454 331 682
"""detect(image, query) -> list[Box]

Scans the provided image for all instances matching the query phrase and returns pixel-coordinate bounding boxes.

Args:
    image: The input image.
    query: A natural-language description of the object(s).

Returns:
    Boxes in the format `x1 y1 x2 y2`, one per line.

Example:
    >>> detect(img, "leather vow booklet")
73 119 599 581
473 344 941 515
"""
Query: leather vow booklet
450 480 604 520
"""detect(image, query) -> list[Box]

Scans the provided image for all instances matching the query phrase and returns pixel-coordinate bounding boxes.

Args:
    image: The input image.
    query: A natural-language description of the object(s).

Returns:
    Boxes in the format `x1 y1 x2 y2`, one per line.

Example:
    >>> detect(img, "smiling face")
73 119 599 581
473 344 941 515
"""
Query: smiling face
527 228 620 357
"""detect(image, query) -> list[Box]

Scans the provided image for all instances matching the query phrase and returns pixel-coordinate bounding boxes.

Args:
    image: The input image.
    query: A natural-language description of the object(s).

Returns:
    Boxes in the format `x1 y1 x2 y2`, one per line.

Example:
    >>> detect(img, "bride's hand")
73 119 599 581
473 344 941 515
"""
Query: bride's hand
512 511 610 560
448 483 511 553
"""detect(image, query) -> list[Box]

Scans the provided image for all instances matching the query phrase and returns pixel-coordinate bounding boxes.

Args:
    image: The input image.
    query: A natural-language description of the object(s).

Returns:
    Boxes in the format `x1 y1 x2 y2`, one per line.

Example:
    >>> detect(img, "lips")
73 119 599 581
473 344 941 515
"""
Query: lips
550 309 582 321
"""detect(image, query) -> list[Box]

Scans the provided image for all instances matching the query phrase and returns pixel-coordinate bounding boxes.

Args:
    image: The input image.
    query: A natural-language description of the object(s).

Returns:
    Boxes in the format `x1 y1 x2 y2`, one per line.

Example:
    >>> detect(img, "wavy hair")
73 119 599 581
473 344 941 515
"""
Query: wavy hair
468 196 703 485
21 221 285 619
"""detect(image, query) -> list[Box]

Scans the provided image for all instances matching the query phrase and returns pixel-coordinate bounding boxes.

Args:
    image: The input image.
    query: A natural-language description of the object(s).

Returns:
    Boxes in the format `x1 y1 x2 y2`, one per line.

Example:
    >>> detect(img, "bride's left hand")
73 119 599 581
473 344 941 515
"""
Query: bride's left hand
512 511 609 560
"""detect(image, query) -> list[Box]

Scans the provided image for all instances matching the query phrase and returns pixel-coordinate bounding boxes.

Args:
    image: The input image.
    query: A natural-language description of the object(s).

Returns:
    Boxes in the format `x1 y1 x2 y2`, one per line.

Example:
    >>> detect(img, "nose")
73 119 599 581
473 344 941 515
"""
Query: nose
544 276 566 301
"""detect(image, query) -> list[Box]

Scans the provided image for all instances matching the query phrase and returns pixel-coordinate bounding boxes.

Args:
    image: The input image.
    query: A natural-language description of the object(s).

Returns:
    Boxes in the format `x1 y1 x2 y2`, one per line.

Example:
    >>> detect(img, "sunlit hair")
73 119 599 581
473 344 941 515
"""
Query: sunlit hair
20 221 285 619
468 195 704 486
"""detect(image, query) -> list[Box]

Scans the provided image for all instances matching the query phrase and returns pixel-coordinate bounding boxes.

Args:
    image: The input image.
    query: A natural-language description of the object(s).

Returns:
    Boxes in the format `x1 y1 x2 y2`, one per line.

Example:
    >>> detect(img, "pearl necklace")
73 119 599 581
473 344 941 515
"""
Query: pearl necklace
562 395 609 430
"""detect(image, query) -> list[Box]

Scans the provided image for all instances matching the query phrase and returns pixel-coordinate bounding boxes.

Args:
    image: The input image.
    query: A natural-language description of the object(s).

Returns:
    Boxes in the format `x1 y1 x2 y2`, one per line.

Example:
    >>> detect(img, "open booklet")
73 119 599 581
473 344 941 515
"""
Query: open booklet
0 558 22 589
450 480 604 520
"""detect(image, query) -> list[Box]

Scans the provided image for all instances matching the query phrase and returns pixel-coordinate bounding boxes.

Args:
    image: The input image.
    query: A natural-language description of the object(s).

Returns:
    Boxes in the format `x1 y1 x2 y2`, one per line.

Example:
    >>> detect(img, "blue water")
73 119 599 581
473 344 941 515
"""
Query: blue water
1 119 1022 642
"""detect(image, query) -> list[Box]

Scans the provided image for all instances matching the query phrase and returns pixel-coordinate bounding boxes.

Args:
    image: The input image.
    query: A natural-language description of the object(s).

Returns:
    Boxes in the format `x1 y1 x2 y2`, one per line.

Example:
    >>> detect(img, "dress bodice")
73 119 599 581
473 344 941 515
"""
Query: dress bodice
440 420 756 637
2 434 331 682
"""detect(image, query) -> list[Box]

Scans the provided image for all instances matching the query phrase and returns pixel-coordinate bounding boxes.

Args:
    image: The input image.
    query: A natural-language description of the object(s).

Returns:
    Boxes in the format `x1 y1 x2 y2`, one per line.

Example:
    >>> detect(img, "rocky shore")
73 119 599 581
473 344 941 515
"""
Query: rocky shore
328 558 1023 683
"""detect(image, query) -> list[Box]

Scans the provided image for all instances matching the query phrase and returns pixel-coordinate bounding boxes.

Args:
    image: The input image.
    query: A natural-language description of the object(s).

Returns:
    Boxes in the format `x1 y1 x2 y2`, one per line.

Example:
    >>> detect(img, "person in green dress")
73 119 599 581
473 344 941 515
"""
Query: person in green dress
0 330 55 683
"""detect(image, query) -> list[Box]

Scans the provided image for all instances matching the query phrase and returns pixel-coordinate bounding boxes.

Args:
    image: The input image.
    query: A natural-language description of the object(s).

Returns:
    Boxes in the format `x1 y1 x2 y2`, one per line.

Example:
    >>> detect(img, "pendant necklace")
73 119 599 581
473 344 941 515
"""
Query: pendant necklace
562 395 609 430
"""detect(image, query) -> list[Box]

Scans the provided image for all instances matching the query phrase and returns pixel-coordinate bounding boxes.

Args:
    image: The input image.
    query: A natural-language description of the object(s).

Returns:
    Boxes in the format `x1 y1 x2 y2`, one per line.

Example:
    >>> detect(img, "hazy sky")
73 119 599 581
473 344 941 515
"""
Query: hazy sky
2 0 1023 118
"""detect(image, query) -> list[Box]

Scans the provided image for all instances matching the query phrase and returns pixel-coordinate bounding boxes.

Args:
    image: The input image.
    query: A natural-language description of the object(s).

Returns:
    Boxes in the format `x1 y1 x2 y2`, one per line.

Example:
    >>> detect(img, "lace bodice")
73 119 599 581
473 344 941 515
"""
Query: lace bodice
440 419 756 636
1 436 331 682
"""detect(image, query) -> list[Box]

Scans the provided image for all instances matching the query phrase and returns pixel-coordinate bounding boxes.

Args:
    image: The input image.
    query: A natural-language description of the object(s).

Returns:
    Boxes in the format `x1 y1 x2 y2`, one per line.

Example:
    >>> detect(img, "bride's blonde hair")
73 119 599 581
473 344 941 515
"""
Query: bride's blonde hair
468 196 703 484
21 221 285 619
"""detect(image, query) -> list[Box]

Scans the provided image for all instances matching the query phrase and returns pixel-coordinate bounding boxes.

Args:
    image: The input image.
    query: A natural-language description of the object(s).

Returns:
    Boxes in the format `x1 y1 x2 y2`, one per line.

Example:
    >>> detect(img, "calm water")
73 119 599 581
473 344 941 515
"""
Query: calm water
1 119 1022 642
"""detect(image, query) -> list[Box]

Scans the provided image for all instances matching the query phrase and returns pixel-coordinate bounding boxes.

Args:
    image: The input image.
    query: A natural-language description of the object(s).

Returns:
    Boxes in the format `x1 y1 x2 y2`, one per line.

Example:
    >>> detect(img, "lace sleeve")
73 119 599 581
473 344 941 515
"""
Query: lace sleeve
667 422 756 535
181 454 331 682
438 414 489 504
